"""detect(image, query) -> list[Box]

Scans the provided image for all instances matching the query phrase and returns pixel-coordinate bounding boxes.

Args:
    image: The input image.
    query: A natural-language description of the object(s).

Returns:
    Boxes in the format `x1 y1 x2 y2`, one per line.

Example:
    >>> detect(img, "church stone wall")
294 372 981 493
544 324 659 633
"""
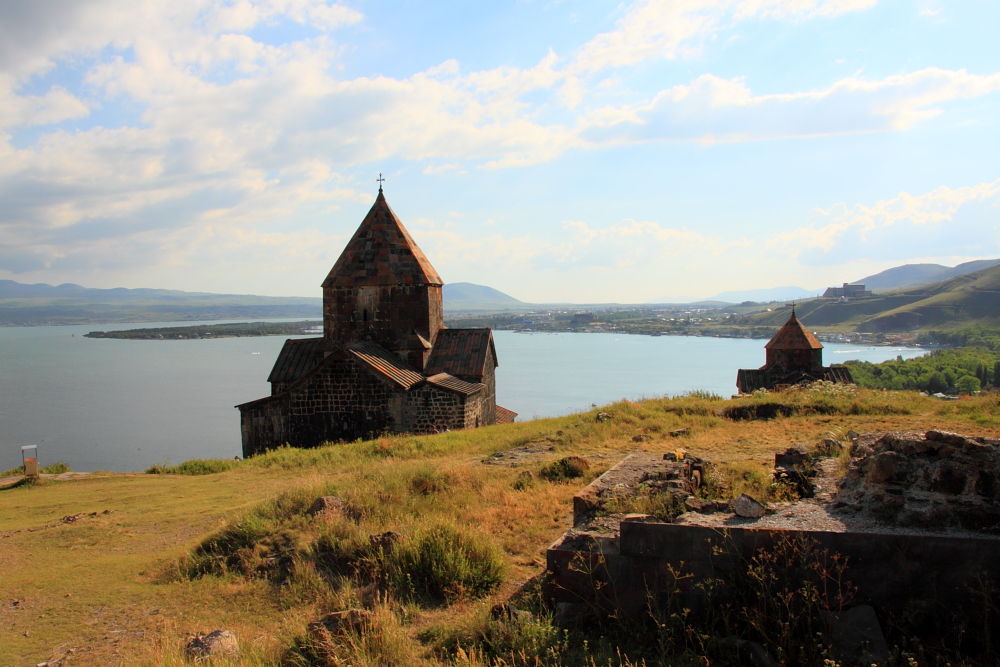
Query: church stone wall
240 395 292 456
323 285 443 351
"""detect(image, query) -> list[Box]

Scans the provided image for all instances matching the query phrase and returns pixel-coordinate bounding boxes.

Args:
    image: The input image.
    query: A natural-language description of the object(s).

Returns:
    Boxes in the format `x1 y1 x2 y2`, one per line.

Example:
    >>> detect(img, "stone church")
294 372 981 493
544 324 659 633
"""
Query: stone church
736 308 854 394
237 188 516 457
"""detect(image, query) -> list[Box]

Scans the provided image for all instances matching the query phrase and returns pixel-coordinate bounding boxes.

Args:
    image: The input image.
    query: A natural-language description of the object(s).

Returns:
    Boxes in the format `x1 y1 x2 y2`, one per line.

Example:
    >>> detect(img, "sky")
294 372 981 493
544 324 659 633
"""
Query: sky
1 0 998 303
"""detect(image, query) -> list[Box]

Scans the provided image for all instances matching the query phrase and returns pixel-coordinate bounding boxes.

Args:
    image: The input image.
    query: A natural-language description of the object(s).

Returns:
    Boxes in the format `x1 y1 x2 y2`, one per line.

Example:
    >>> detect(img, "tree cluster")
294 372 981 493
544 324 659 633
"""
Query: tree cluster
844 346 1000 395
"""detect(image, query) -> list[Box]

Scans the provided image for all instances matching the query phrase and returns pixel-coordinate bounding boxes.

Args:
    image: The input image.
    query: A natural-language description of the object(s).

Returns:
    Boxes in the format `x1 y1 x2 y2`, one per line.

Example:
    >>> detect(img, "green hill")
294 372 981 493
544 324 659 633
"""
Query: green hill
743 262 1000 332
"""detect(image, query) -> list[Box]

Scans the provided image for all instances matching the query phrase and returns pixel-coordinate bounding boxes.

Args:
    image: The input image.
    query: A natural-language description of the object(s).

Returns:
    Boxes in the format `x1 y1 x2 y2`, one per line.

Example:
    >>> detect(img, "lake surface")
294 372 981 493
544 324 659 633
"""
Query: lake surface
0 323 928 473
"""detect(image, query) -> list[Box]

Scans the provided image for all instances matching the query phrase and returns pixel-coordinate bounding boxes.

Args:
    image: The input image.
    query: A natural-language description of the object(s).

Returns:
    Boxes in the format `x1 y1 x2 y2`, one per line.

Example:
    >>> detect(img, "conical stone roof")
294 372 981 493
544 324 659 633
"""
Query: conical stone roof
323 190 443 288
764 311 823 350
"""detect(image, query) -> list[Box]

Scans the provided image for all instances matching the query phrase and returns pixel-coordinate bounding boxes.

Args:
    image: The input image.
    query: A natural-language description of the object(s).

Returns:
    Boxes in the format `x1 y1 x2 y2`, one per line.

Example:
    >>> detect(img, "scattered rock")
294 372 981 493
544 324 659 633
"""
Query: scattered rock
308 609 372 640
773 446 816 497
826 605 890 665
308 496 358 521
632 434 651 442
683 496 704 512
184 629 239 661
369 531 403 551
595 412 612 422
669 428 690 438
516 470 534 482
730 494 766 519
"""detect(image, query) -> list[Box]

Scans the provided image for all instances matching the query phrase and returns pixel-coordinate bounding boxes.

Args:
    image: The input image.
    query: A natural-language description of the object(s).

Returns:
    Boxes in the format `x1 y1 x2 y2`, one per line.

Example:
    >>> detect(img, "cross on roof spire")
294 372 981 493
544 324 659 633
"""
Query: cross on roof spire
376 172 385 193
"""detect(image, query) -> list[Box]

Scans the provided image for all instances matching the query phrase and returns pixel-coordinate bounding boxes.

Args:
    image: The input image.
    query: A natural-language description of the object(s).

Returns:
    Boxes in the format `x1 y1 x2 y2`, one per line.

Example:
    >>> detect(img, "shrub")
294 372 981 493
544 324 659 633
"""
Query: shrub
382 524 505 603
539 456 590 482
408 467 453 495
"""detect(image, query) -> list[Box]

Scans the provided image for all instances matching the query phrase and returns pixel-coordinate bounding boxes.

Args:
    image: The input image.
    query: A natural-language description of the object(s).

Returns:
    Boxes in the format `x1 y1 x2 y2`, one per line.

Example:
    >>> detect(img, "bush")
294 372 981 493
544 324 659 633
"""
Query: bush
383 524 505 603
539 456 590 482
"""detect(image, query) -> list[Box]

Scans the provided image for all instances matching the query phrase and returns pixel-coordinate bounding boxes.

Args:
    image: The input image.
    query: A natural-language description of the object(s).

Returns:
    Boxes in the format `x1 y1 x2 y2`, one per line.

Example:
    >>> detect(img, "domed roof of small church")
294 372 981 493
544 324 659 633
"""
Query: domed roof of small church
323 189 443 288
764 309 823 350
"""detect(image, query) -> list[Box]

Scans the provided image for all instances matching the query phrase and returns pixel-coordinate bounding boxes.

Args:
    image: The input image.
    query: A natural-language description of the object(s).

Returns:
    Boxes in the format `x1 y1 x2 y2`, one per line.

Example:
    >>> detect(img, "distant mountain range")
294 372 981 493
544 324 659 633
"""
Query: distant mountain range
4 255 1000 328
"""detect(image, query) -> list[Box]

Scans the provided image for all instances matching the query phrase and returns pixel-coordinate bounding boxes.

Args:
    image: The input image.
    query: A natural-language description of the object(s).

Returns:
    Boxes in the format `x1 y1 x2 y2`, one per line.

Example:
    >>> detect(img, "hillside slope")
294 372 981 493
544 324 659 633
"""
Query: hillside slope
743 262 1000 332
855 258 1000 292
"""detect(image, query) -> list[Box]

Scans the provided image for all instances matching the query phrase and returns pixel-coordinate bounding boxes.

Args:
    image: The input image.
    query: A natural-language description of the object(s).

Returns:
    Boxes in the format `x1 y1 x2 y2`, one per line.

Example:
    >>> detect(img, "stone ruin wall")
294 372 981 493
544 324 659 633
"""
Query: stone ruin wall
549 430 1000 628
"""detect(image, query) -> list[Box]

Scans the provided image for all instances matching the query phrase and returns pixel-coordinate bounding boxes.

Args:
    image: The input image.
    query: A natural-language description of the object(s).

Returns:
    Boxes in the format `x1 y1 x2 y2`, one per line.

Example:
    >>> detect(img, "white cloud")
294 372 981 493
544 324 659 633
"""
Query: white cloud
767 179 1000 265
579 68 1000 144
571 0 876 73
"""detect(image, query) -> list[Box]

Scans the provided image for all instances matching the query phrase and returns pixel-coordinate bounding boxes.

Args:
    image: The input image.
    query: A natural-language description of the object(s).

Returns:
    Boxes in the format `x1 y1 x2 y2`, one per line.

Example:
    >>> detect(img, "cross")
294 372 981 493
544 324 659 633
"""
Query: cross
376 172 385 192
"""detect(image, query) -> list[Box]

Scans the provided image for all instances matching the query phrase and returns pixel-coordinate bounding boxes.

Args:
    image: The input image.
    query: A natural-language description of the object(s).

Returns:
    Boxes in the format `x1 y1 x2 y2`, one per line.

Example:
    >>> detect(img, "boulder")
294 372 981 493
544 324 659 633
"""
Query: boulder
730 494 766 519
184 629 239 661
595 412 612 422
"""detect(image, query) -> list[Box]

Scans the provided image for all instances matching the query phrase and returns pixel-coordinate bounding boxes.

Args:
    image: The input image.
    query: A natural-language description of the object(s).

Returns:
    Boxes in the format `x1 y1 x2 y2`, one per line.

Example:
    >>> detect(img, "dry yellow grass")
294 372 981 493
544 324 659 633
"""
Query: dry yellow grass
2 389 999 666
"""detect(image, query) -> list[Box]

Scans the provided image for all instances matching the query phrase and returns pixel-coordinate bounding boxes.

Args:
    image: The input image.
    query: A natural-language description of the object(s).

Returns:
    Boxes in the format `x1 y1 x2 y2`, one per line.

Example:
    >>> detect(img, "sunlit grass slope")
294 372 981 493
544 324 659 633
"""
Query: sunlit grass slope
3 388 1000 666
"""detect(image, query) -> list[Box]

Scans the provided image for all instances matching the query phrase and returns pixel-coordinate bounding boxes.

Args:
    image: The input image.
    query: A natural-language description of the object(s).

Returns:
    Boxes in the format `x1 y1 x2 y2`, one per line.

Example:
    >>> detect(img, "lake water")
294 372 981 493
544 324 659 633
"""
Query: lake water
0 322 928 473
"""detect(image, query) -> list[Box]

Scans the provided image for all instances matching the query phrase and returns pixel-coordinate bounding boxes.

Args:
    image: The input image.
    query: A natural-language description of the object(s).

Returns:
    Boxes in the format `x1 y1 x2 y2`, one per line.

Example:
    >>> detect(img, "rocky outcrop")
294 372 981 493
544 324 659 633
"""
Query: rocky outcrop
836 430 1000 533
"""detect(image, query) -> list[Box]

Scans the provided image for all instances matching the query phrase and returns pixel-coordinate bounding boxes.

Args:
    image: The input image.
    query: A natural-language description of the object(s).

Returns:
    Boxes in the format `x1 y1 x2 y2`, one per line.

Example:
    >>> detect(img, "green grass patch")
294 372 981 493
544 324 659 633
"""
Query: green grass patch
146 458 241 475
538 456 590 482
383 523 505 604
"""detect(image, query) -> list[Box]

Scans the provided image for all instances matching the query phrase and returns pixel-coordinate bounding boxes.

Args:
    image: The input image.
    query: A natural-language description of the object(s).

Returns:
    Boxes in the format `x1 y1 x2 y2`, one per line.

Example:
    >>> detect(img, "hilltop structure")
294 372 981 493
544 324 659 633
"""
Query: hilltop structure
736 309 854 394
823 282 872 298
237 188 516 457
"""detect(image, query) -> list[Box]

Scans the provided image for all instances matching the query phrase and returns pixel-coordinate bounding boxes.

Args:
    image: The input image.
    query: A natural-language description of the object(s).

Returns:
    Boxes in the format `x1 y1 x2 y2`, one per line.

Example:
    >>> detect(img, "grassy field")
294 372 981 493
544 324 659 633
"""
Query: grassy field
3 388 999 667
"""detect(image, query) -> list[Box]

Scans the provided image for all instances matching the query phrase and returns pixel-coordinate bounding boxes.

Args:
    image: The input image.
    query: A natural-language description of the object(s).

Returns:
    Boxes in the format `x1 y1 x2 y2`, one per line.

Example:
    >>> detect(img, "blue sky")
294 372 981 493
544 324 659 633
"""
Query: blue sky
1 0 998 302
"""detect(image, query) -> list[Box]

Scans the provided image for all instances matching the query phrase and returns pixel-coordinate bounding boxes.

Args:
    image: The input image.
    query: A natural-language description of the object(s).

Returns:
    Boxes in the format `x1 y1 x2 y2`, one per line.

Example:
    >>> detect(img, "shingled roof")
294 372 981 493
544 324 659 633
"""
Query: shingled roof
765 311 823 350
425 373 485 396
267 337 326 385
323 190 443 288
347 340 424 389
495 406 517 424
424 328 496 378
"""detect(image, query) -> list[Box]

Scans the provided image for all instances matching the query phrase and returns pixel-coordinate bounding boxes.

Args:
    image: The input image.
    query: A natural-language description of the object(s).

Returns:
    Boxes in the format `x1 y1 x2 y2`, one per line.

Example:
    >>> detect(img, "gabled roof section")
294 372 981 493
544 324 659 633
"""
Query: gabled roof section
267 337 326 385
424 328 496 378
425 373 485 396
324 191 443 288
765 312 823 350
495 406 517 424
347 340 424 390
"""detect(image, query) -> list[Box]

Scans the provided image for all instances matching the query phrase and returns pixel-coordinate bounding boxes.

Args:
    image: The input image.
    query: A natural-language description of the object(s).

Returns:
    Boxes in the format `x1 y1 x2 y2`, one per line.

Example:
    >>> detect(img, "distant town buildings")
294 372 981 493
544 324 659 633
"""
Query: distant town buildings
736 309 855 393
823 282 872 298
237 187 515 457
